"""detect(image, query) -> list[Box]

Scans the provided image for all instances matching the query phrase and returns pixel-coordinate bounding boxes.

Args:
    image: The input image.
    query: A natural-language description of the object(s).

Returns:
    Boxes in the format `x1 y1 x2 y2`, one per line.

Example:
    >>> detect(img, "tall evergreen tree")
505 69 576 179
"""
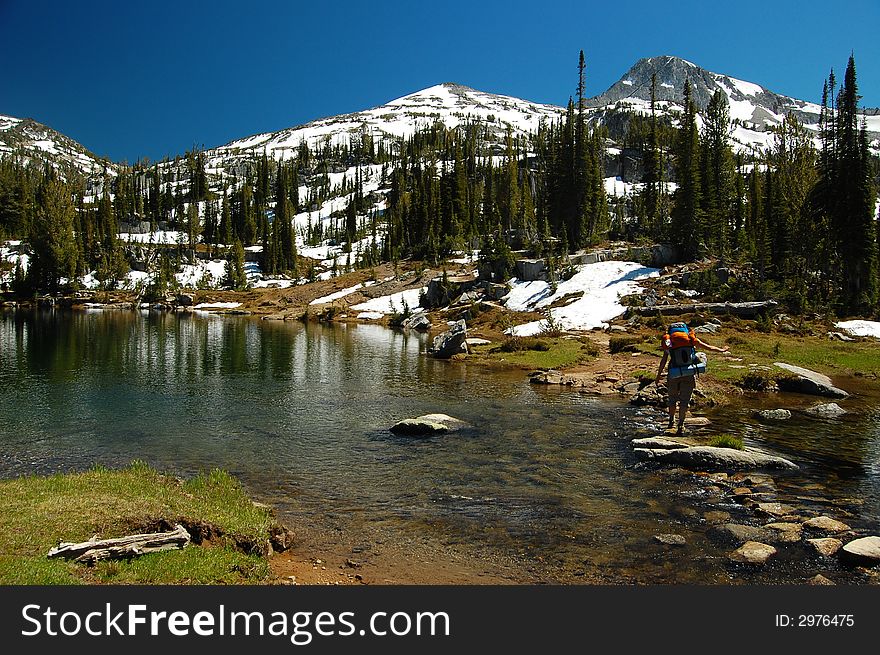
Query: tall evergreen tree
670 80 703 261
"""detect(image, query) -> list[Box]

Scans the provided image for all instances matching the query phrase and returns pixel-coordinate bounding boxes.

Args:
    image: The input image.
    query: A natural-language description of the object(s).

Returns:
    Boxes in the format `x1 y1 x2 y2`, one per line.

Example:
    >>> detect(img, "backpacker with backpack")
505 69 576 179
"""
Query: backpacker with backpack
663 322 707 379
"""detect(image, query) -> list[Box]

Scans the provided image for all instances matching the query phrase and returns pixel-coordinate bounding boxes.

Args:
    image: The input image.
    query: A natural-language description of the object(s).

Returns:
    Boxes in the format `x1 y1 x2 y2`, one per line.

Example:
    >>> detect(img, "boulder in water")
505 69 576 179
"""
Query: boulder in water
774 363 848 398
728 541 777 565
634 445 798 471
840 536 880 566
430 320 468 359
390 413 469 437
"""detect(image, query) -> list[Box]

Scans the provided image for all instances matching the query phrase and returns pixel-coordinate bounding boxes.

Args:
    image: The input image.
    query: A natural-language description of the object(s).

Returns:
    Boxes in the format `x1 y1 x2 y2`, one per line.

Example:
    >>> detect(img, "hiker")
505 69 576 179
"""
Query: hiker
654 322 729 434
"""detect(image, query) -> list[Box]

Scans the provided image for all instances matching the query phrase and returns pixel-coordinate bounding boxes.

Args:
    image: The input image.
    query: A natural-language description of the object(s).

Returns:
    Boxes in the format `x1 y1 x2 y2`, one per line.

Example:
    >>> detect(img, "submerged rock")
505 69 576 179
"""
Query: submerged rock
754 409 792 421
755 502 798 518
654 533 687 546
389 413 469 437
729 541 777 565
774 363 848 398
634 446 798 471
762 522 803 543
804 402 847 418
708 523 774 545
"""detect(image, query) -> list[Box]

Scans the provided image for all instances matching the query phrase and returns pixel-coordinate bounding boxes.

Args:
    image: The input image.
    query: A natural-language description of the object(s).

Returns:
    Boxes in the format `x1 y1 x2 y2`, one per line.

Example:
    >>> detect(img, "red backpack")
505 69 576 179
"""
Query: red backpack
663 322 697 368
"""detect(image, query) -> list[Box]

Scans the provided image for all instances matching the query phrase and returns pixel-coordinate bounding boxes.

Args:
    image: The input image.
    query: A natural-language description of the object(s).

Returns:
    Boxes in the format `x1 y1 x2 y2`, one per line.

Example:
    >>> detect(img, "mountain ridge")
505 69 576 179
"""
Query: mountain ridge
3 56 879 177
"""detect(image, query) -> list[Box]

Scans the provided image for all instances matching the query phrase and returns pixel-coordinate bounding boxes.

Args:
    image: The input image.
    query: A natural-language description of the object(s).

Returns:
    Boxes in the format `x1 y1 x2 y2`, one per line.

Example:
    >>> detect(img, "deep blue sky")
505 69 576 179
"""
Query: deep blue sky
2 0 878 163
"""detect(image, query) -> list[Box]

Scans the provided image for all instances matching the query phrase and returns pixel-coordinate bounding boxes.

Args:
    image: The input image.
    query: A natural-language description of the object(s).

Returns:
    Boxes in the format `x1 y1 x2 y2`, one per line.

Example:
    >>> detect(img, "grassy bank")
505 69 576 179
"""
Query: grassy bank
0 461 278 585
464 335 599 370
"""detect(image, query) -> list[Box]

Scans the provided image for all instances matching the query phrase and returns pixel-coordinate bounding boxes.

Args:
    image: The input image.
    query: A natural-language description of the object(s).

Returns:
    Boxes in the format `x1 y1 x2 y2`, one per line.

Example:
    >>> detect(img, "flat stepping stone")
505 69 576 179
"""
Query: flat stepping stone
763 522 803 543
803 516 851 533
729 541 777 565
631 437 688 450
806 538 843 557
654 534 687 546
756 502 798 518
840 536 880 566
634 446 798 471
708 523 773 545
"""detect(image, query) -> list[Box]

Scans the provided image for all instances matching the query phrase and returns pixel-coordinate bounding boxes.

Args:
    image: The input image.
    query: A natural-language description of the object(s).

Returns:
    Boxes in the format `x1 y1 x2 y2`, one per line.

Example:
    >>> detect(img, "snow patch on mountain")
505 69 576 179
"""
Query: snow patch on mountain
502 260 659 335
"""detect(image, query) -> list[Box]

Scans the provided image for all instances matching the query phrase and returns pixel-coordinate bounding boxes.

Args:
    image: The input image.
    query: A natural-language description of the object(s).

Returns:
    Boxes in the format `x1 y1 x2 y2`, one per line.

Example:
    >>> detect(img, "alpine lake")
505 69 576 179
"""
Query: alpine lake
1 307 878 584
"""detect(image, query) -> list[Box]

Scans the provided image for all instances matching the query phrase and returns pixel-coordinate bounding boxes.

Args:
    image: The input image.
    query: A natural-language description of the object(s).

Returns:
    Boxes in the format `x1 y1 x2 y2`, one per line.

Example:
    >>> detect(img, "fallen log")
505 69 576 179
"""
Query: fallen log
625 300 777 318
48 524 191 564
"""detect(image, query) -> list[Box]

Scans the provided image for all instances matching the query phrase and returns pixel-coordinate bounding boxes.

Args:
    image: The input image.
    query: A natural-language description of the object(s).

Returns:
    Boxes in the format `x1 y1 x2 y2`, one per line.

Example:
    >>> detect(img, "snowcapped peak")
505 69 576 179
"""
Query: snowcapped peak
212 81 564 163
0 114 111 178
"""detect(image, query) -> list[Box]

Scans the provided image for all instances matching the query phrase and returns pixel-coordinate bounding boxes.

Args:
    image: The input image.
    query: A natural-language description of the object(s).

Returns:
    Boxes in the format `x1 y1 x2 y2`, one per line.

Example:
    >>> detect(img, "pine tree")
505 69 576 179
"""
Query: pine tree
670 80 703 261
28 176 78 292
224 239 248 290
700 90 736 261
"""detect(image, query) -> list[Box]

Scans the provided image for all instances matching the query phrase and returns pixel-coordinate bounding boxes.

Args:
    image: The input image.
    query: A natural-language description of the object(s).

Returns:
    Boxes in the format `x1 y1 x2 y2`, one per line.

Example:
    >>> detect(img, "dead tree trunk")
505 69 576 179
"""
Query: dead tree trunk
625 300 777 318
47 524 191 564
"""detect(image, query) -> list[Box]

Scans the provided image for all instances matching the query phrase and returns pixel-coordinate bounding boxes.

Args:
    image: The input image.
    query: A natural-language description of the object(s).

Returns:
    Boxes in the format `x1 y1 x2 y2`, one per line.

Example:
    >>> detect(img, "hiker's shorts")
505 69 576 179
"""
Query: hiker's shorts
666 374 696 407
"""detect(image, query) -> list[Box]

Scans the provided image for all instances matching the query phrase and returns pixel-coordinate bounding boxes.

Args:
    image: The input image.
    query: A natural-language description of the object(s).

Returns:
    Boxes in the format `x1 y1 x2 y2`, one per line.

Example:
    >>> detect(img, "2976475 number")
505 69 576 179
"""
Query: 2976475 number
775 614 854 627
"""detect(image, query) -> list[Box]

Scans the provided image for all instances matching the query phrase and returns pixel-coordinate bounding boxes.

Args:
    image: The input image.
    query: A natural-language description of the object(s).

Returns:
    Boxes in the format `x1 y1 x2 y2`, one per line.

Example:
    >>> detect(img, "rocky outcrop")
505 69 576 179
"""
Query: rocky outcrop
773 363 848 398
389 413 469 437
634 446 798 471
430 320 468 358
424 276 479 308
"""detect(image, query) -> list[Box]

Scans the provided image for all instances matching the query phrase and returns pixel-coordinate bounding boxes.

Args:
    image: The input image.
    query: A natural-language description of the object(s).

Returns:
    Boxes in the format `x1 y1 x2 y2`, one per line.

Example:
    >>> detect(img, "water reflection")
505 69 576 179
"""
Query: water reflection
1 308 878 583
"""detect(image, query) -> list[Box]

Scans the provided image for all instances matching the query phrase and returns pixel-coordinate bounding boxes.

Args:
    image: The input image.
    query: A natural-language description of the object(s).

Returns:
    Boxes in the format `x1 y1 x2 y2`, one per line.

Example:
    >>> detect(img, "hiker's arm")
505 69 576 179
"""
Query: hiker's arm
655 351 668 383
695 337 729 353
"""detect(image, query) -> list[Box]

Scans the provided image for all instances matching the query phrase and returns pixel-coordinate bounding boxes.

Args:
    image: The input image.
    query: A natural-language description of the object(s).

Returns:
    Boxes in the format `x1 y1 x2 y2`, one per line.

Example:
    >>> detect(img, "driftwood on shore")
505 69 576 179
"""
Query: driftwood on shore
47 524 191 564
625 300 777 318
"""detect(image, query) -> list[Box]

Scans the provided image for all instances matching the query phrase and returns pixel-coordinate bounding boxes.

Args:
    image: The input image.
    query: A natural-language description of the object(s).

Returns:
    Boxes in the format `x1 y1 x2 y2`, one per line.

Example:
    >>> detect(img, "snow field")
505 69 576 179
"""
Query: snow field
502 260 659 336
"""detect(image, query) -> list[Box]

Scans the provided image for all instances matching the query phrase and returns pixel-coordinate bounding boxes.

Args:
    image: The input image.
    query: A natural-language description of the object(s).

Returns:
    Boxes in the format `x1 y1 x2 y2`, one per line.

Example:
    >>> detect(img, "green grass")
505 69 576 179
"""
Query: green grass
707 434 745 450
0 461 277 585
471 336 597 370
709 331 880 381
609 335 644 354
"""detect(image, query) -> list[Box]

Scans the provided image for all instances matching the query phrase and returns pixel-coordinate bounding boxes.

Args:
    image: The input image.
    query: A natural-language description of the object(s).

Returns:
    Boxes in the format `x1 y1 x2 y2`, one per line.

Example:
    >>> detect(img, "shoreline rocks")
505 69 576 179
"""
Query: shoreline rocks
774 362 849 398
